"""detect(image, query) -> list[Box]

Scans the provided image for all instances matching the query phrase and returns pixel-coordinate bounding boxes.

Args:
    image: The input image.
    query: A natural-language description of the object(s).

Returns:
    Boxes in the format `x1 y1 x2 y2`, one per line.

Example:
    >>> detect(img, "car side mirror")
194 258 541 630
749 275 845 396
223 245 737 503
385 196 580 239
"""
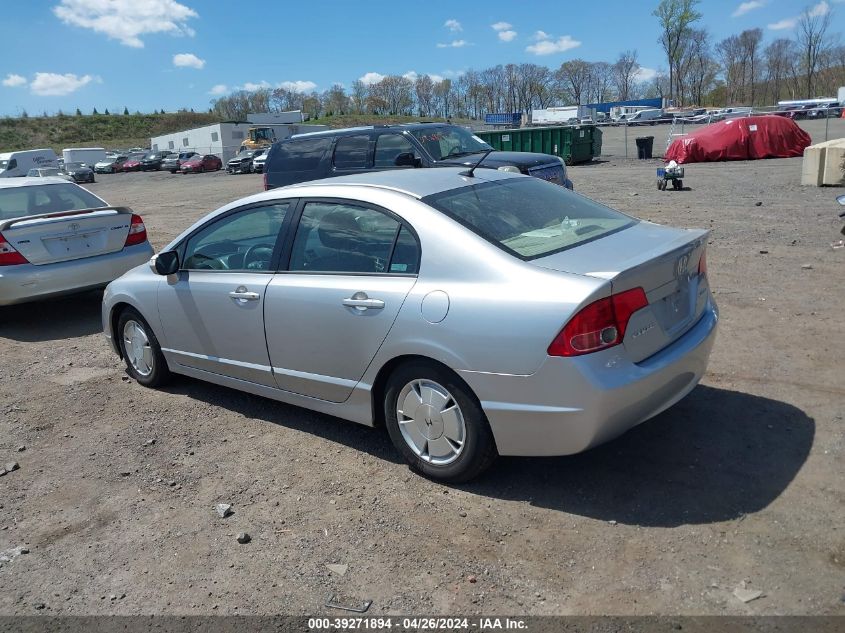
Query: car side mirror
837 194 845 206
394 152 419 167
152 250 180 275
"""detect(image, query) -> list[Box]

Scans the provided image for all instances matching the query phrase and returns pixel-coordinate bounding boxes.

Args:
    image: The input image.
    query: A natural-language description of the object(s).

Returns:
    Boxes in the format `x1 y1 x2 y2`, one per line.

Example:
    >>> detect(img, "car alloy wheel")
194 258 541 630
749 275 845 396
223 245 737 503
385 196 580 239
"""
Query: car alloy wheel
384 361 497 482
123 319 153 377
396 379 466 465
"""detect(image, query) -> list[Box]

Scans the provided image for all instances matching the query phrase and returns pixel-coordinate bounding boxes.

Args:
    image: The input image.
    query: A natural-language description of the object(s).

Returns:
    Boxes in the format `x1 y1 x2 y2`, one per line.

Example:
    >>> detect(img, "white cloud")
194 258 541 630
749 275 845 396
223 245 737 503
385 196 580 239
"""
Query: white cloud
359 72 385 86
172 53 204 69
491 22 512 31
768 16 798 29
442 69 465 79
2 73 27 87
498 30 517 42
241 80 271 91
732 1 765 17
30 72 96 96
436 39 468 48
429 74 445 83
809 0 830 16
208 84 228 95
53 0 198 48
532 30 550 40
278 80 317 93
403 71 418 82
525 35 581 55
444 19 462 32
635 67 658 82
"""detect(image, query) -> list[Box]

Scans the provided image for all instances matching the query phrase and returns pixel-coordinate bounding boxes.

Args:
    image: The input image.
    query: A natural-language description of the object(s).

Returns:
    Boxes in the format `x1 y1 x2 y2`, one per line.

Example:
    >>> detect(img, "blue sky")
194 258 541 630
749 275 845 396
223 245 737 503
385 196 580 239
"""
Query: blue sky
0 0 842 116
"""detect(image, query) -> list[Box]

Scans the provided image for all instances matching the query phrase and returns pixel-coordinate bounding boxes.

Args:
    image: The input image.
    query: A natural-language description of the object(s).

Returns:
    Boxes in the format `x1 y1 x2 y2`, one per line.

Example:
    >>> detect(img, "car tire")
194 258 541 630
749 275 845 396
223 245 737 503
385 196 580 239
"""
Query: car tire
117 308 170 388
384 360 498 483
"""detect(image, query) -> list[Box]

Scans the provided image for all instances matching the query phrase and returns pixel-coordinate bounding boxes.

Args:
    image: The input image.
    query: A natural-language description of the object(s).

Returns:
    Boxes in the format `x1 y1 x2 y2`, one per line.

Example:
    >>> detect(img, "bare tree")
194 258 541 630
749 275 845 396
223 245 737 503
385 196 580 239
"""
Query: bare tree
322 84 348 116
797 3 834 97
614 50 640 101
589 62 614 103
414 75 434 117
717 35 743 105
653 0 702 105
349 80 367 114
764 39 795 103
738 28 763 105
556 59 592 104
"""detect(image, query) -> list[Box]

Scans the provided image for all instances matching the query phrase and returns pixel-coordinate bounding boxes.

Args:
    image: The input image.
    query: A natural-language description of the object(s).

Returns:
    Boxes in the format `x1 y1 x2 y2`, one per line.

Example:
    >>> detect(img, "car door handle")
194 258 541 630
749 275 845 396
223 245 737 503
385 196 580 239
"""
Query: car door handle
229 288 260 301
342 297 385 310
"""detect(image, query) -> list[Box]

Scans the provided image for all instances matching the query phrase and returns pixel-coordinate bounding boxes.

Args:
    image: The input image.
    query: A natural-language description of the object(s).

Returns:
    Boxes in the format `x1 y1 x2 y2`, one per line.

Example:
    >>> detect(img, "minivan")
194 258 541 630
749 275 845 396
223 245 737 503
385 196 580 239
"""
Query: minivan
625 109 664 125
263 123 574 191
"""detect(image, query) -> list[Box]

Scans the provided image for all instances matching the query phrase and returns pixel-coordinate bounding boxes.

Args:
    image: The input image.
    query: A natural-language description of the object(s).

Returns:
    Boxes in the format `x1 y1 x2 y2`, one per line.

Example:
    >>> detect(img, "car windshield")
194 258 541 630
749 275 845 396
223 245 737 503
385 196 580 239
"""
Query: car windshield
0 160 9 170
423 177 636 260
409 127 492 161
237 151 255 158
65 162 85 170
0 183 105 221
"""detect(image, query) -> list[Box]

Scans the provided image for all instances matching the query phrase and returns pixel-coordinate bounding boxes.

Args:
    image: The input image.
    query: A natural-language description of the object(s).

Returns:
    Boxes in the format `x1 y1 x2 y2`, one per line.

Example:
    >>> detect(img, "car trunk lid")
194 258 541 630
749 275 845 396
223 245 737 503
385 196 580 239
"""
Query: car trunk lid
533 222 710 362
1 207 134 265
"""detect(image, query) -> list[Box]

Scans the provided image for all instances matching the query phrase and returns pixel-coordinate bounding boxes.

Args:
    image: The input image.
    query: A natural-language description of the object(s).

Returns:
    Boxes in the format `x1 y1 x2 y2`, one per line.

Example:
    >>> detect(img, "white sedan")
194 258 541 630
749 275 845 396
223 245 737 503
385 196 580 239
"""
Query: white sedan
0 177 153 306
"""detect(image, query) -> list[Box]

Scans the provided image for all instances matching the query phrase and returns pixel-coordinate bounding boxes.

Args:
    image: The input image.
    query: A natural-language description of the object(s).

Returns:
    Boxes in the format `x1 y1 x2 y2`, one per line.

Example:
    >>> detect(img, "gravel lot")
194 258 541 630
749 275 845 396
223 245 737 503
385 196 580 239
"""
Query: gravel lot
1 120 843 617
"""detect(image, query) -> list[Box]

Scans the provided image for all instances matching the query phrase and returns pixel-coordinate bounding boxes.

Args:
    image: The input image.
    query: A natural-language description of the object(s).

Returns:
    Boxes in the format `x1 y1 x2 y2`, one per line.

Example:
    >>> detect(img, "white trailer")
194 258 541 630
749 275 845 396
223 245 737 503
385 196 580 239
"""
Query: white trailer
610 105 650 121
149 122 328 164
62 147 106 167
531 106 591 125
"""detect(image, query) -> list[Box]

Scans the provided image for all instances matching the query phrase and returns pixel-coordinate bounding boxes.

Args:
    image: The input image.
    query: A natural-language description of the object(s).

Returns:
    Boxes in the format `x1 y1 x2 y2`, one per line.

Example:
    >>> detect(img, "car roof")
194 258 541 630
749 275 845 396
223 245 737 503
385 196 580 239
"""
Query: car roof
0 177 78 189
283 165 520 199
291 122 458 139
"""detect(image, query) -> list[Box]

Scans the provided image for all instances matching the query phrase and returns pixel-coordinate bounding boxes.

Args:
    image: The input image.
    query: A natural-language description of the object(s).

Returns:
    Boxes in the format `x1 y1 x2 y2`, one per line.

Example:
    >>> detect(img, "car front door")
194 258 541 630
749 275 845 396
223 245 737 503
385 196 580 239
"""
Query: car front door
156 202 292 386
264 199 421 402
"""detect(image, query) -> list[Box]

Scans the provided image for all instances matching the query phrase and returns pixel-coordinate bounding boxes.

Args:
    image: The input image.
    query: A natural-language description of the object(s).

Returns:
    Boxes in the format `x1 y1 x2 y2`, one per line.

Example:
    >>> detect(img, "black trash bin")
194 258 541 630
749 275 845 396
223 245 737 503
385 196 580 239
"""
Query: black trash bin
635 136 654 159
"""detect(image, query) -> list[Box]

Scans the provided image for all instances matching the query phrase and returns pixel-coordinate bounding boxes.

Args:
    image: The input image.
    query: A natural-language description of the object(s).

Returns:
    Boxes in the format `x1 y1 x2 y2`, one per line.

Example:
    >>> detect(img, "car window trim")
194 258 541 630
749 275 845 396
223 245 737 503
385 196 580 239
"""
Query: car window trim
276 196 421 276
176 198 299 274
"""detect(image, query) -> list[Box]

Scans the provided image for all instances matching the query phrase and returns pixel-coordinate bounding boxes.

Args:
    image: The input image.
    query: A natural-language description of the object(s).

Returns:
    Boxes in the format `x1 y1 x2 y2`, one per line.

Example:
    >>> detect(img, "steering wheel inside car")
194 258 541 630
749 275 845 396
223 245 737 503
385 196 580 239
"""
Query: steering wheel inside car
243 243 275 270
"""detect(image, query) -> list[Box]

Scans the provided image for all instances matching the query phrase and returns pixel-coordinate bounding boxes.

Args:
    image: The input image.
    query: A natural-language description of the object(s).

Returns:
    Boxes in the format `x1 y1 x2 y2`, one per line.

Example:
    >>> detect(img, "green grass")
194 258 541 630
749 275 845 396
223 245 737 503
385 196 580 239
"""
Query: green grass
0 112 217 153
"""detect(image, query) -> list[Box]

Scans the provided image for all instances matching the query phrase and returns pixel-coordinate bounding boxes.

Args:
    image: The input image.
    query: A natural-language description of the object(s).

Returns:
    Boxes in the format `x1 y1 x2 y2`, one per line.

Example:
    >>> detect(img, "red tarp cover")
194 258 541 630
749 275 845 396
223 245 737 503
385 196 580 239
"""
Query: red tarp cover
664 115 812 164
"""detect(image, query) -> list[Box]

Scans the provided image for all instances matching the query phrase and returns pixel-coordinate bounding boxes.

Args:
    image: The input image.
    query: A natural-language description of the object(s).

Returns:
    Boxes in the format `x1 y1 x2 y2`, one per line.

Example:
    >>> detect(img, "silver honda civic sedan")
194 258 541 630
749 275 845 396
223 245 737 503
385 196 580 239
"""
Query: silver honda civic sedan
103 168 718 481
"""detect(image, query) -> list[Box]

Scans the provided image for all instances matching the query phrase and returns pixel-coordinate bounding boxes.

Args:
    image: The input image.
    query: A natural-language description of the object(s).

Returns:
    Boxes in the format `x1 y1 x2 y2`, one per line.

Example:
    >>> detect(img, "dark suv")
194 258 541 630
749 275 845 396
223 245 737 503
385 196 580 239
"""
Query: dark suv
263 123 574 191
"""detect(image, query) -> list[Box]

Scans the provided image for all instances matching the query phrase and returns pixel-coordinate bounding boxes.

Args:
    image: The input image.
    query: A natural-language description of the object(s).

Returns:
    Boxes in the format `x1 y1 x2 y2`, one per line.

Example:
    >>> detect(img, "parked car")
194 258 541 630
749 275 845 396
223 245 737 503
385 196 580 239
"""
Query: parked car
103 168 717 482
140 151 174 171
580 116 594 124
26 167 74 181
0 178 153 306
226 149 264 174
0 149 59 178
95 155 128 174
180 154 222 173
118 153 146 172
62 161 96 184
263 123 573 191
162 151 198 174
807 102 842 118
251 150 270 174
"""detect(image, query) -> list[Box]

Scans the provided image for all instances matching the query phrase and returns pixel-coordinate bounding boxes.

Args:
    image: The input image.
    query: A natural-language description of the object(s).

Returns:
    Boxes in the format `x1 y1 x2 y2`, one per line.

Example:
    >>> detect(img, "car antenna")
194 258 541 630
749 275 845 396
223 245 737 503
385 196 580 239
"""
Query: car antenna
460 149 494 178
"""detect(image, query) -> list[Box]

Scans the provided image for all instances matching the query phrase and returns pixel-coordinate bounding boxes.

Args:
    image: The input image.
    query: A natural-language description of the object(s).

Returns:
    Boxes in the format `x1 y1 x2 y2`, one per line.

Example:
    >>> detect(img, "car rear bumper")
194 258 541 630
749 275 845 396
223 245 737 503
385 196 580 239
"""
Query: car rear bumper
459 302 718 456
0 242 153 306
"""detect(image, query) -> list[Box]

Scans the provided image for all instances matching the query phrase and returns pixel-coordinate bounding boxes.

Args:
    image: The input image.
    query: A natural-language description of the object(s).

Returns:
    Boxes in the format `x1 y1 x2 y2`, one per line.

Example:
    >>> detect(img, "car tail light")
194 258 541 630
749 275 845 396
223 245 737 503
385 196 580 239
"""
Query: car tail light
124 214 147 246
698 250 707 276
548 287 648 357
0 232 28 266
263 172 269 191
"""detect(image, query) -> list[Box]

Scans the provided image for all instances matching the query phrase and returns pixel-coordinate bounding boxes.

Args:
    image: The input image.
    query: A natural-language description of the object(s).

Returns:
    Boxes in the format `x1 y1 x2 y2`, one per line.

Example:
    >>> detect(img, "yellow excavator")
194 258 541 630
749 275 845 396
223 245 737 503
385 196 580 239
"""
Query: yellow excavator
239 126 279 152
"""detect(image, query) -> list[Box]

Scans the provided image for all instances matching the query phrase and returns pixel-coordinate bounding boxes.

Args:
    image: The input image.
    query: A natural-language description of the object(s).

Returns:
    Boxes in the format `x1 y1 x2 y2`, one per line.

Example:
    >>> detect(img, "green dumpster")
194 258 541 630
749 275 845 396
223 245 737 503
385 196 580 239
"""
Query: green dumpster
475 125 600 165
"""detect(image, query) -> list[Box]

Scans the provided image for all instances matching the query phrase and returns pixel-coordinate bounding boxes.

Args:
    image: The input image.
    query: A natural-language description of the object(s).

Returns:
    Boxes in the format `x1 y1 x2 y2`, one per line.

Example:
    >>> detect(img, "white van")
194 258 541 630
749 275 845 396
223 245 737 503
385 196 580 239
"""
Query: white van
62 147 106 167
626 108 665 125
0 149 59 178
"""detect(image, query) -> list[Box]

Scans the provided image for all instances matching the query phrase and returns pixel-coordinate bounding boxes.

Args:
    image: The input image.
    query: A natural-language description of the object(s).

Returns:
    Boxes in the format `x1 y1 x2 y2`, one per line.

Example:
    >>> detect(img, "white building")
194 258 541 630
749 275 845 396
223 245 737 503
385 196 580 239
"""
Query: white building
150 121 326 164
247 110 307 124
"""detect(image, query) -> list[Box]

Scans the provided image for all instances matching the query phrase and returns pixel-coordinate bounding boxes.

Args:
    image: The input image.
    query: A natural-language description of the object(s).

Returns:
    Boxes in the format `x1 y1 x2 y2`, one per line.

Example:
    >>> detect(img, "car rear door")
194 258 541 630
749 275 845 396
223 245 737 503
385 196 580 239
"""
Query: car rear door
329 134 374 178
155 201 292 386
263 199 420 402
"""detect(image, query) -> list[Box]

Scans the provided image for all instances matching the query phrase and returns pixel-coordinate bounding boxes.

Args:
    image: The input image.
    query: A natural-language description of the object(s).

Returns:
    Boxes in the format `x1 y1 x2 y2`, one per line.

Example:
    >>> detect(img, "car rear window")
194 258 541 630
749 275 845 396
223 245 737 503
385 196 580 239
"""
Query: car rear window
422 177 635 260
0 183 105 221
270 137 332 172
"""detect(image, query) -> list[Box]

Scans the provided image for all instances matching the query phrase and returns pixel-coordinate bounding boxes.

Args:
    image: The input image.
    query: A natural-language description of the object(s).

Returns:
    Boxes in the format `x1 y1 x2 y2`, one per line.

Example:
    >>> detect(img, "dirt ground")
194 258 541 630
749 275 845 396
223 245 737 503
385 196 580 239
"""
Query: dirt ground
1 121 844 617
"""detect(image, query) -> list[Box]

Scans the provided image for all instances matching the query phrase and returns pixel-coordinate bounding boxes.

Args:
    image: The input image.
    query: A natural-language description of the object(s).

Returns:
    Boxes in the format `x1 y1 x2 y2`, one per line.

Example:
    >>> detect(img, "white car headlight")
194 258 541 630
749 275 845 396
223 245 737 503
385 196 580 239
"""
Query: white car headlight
497 165 521 173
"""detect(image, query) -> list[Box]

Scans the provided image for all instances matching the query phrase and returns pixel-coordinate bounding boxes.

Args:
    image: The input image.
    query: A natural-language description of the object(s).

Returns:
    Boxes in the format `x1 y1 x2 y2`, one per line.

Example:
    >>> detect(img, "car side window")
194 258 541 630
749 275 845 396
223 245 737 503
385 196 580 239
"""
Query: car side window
290 202 418 275
182 203 289 272
374 134 416 168
333 135 371 170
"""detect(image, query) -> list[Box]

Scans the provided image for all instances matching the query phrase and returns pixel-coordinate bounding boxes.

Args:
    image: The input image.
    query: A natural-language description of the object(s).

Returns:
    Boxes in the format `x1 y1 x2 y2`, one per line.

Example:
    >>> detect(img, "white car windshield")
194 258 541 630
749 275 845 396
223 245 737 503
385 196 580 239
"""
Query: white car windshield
0 183 105 221
0 160 9 170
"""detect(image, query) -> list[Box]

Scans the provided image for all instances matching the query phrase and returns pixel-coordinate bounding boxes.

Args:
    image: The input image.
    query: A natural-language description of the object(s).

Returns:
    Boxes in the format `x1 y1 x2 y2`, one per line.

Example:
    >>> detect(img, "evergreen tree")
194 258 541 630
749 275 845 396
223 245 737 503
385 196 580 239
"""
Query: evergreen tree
93 107 99 114
123 107 129 115
104 108 109 115
75 108 82 116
